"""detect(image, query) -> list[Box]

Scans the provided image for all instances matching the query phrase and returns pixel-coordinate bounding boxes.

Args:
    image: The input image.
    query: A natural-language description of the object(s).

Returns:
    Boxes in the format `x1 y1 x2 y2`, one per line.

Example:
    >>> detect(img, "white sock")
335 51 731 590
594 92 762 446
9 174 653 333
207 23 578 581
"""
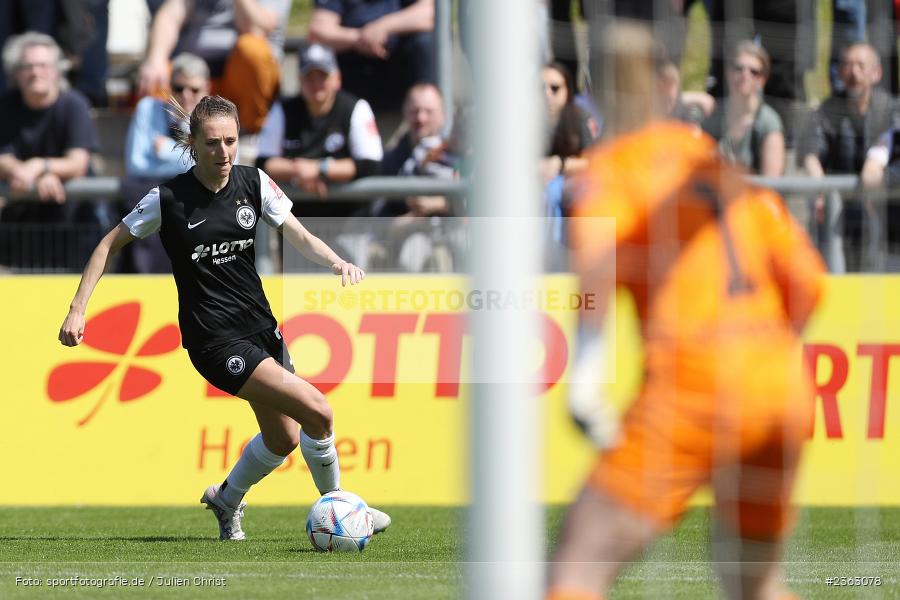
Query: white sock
300 430 340 494
219 433 287 508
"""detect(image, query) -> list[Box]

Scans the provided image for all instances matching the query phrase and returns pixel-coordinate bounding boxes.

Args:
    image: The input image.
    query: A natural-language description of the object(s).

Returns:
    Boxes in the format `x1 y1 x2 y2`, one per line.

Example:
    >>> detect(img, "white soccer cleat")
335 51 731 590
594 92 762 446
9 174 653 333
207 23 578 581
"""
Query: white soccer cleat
200 484 247 541
368 507 392 535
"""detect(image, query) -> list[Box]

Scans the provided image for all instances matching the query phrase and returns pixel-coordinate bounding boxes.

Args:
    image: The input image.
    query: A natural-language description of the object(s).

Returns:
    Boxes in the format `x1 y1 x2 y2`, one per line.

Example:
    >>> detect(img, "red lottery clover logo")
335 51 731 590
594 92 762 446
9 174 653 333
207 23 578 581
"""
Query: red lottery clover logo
47 302 180 426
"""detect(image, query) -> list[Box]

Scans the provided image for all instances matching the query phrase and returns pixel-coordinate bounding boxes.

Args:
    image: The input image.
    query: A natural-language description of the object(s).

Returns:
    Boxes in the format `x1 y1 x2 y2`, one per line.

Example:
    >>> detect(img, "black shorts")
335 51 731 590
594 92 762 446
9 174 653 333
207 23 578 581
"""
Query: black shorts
187 327 295 396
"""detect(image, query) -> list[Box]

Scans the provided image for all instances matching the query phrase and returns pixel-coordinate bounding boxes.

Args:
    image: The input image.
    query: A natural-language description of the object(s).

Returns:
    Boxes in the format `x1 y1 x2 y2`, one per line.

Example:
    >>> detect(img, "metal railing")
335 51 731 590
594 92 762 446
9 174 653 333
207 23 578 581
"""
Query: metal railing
2 174 898 275
748 175 859 194
0 176 468 202
2 173 864 202
748 175 899 274
0 176 469 275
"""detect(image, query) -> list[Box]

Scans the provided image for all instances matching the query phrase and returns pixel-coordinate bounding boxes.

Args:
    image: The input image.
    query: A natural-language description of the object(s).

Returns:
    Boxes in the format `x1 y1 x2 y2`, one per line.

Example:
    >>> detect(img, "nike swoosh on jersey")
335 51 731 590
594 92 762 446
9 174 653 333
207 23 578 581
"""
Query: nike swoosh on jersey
187 219 207 229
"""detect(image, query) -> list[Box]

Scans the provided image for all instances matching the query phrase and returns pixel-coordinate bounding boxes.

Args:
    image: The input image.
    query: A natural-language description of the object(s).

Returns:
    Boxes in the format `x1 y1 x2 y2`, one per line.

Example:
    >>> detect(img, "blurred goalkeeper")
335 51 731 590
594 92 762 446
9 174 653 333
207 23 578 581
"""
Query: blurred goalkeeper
548 22 826 600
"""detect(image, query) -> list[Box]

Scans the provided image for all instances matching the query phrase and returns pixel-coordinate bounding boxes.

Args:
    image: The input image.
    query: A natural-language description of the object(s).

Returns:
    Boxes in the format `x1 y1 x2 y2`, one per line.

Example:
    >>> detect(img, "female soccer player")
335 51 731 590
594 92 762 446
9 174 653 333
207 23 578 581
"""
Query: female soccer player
58 95 390 541
548 24 824 600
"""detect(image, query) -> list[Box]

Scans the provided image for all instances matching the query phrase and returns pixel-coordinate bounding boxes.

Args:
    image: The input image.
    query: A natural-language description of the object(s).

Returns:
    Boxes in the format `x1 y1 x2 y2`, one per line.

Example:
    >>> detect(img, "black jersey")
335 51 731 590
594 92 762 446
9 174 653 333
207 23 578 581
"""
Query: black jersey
122 165 293 350
255 90 382 163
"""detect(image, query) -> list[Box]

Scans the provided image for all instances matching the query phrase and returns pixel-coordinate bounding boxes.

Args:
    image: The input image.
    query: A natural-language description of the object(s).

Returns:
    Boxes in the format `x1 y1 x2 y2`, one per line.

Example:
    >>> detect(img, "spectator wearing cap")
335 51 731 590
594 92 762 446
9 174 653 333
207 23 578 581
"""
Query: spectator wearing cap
256 43 383 267
308 0 436 113
256 43 383 202
137 0 290 133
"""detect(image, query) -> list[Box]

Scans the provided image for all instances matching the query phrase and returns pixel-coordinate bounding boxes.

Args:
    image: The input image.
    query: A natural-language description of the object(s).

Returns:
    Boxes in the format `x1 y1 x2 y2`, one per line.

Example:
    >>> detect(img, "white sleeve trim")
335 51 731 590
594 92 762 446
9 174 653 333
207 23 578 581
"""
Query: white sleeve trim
349 99 384 161
258 168 293 227
121 187 162 239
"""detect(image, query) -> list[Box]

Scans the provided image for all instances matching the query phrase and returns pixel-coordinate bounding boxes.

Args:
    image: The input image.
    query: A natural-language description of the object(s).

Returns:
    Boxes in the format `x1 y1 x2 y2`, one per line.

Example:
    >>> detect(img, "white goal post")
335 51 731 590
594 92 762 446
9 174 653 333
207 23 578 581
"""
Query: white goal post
467 1 545 599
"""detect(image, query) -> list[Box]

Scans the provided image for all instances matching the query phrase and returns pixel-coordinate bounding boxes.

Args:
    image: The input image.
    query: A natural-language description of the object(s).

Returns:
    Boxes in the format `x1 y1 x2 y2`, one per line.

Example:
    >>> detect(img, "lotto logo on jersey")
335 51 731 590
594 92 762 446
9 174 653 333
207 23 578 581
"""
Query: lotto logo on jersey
191 238 254 264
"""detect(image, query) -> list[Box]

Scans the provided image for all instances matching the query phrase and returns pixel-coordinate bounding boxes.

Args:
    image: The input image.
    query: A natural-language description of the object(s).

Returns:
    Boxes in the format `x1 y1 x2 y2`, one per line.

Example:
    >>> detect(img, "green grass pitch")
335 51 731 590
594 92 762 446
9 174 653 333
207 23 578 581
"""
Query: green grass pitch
1 506 898 598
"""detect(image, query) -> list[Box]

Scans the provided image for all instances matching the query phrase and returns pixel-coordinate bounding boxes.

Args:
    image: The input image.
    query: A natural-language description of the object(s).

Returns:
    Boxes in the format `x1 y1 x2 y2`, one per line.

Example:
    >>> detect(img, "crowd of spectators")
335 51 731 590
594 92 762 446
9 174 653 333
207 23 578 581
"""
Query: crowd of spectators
4 1 900 274
546 6 900 274
0 0 440 274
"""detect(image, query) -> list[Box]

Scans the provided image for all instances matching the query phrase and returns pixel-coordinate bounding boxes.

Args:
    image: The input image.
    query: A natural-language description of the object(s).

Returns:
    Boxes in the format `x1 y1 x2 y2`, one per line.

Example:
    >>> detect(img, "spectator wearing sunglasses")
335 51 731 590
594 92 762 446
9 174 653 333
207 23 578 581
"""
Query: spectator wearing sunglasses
702 40 785 177
541 61 599 184
541 61 599 255
121 53 211 273
125 53 210 181
137 0 290 134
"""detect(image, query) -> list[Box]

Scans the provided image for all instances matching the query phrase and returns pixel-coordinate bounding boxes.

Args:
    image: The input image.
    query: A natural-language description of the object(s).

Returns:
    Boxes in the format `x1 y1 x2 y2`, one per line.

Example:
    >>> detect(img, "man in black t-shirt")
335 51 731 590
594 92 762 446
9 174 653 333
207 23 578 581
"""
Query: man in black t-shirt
256 43 383 206
0 32 97 202
0 32 100 270
256 43 383 265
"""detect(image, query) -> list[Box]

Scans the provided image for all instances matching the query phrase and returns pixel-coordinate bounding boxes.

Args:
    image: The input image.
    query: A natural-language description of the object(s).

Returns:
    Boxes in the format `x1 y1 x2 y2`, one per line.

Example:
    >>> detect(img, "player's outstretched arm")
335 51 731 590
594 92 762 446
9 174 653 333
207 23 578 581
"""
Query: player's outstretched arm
568 186 623 448
278 213 365 286
568 277 620 449
59 224 137 346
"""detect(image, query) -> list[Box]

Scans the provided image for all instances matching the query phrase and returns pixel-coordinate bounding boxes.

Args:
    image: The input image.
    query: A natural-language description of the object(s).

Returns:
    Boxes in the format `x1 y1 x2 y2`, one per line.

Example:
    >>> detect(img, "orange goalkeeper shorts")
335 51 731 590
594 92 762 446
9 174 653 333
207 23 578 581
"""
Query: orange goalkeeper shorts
588 384 811 540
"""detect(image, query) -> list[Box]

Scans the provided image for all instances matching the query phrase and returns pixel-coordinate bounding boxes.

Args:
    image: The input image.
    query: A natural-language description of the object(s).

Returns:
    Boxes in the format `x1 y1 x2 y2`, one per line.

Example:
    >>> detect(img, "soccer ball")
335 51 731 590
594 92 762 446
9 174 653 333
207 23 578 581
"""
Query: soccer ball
306 490 374 552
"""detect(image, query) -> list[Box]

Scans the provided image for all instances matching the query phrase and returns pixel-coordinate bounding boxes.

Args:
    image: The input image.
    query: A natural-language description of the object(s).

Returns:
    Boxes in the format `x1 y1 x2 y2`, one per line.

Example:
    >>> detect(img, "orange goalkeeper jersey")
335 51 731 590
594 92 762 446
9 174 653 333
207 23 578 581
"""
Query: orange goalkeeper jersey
570 121 826 400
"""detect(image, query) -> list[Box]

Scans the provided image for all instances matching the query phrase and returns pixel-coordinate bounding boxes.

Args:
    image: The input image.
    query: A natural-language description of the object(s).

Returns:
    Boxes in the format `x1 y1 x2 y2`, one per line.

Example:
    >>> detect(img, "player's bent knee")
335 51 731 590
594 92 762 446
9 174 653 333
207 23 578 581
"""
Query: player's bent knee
264 429 300 456
298 399 333 438
286 428 301 450
290 384 333 436
304 386 330 416
309 401 334 435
